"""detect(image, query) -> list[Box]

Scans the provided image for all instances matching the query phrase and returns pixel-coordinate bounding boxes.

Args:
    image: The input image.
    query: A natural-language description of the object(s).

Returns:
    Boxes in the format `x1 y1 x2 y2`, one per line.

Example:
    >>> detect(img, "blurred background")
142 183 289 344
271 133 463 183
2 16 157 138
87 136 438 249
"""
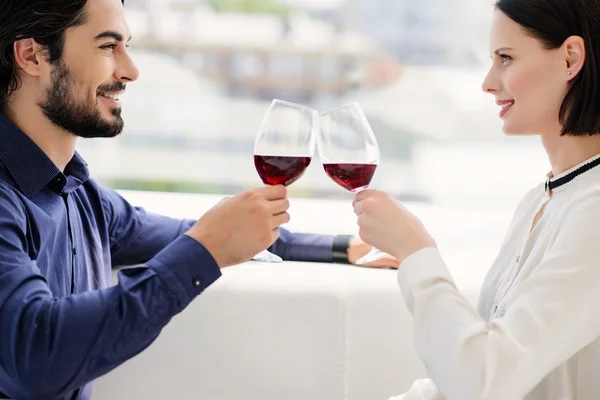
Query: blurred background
77 0 550 212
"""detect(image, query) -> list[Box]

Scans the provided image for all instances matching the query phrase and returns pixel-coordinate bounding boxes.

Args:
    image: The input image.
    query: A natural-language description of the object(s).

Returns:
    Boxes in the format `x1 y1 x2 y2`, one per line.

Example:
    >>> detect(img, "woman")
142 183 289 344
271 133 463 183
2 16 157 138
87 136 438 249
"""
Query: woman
353 0 600 399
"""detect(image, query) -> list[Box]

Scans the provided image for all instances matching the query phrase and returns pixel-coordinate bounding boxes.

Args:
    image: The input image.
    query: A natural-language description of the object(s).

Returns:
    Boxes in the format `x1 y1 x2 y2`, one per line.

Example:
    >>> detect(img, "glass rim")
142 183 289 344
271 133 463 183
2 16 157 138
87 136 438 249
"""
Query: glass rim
270 99 318 114
319 102 362 116
320 159 379 165
254 152 314 157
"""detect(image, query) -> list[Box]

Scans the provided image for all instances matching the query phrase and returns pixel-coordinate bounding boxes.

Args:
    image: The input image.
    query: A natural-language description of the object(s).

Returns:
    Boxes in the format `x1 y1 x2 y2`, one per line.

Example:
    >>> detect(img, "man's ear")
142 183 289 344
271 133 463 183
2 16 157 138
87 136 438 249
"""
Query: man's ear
13 38 46 77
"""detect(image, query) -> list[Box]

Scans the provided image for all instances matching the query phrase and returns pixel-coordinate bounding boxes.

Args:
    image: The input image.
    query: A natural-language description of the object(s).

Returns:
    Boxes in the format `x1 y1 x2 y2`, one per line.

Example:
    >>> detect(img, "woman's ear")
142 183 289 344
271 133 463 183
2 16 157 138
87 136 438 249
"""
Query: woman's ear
562 35 585 80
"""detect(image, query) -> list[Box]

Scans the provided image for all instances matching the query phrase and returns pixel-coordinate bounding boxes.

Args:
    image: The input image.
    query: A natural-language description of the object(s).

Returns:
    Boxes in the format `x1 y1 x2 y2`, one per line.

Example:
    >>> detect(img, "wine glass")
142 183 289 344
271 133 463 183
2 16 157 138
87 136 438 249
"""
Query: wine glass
317 102 390 265
252 99 318 262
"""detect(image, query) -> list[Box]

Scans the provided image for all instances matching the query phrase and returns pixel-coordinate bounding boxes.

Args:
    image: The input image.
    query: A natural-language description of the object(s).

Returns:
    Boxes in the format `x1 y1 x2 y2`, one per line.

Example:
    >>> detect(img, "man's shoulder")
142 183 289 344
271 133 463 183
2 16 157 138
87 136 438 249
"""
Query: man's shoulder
0 167 28 218
0 160 20 193
0 161 24 200
78 176 113 202
77 177 125 219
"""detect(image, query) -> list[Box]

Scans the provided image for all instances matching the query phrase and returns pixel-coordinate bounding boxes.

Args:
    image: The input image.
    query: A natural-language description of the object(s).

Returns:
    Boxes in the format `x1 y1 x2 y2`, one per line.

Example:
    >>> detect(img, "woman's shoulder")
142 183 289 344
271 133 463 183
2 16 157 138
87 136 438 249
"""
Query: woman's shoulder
559 168 600 209
512 182 546 216
551 176 600 229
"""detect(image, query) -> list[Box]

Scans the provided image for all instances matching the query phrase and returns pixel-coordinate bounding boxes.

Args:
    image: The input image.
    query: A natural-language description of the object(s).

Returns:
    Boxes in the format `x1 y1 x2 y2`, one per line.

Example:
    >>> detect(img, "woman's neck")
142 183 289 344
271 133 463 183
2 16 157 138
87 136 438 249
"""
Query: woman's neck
541 133 600 177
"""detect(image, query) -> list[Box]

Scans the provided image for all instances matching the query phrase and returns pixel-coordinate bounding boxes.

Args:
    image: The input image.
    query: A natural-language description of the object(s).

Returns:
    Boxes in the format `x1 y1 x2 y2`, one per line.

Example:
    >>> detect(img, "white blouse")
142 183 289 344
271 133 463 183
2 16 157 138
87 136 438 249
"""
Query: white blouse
390 154 600 400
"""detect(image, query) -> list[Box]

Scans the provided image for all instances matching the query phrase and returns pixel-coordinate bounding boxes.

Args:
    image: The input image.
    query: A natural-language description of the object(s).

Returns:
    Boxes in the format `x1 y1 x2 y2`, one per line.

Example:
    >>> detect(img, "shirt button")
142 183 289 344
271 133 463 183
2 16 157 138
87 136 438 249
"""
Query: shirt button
193 278 202 288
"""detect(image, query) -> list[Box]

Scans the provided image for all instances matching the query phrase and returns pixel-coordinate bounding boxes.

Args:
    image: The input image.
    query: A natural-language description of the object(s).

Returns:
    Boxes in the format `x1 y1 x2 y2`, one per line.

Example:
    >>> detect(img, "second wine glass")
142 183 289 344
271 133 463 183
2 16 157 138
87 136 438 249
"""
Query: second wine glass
252 99 318 262
317 102 391 265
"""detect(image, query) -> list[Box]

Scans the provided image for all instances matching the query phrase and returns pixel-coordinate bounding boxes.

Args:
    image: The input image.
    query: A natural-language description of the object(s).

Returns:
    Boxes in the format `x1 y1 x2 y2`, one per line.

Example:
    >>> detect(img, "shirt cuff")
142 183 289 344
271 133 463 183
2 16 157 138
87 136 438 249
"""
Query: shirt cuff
397 248 456 312
270 231 334 262
147 235 221 310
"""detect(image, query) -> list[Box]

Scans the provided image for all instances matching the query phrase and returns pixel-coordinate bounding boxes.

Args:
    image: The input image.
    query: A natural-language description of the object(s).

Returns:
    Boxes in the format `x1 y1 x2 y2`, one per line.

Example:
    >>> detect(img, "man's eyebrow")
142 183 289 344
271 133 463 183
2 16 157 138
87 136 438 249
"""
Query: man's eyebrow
93 31 132 42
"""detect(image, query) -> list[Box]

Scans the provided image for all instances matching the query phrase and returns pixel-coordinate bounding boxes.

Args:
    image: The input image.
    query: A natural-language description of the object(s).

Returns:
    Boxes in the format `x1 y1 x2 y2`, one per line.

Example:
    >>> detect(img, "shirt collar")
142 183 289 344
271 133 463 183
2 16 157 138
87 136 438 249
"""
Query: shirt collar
0 113 89 197
545 153 600 193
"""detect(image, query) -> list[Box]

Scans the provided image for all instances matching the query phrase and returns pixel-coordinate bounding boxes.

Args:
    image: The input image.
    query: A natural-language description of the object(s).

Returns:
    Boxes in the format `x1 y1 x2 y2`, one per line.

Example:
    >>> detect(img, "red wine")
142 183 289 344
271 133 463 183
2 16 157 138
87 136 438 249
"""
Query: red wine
323 163 377 192
254 155 312 186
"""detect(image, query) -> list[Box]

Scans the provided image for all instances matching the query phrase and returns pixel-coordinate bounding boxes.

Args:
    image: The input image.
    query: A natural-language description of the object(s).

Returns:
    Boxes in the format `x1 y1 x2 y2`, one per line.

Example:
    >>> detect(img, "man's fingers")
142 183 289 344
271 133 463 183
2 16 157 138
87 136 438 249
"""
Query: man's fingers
270 227 281 244
358 254 399 269
363 257 399 269
271 212 291 228
257 185 288 200
268 198 290 215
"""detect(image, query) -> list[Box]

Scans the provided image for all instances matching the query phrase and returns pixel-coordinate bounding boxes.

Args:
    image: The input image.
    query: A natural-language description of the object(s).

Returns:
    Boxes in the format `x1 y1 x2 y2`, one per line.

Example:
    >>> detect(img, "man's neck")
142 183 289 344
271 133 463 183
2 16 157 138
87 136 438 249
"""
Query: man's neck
4 96 76 172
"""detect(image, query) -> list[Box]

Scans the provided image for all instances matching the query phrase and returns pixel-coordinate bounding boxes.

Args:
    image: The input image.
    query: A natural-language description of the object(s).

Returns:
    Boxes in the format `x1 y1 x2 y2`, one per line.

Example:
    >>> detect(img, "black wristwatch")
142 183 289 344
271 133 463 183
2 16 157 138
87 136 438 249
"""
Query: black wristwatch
332 235 353 264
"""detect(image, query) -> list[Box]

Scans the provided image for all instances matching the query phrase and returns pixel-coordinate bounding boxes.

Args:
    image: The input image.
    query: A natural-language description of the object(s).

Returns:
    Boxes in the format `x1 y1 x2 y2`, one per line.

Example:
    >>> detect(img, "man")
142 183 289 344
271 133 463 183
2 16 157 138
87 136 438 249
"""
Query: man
0 0 396 399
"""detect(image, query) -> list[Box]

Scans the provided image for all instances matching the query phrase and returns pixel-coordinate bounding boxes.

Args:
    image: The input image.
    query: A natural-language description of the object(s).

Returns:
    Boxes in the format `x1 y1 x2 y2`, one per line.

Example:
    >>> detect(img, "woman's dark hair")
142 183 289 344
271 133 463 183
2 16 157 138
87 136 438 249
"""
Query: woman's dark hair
496 0 600 136
0 0 124 111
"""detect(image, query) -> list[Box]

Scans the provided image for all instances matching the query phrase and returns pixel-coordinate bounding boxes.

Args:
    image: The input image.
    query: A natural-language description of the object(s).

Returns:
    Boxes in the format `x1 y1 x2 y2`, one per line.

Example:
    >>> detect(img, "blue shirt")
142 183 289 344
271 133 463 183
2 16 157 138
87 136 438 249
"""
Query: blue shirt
0 113 334 400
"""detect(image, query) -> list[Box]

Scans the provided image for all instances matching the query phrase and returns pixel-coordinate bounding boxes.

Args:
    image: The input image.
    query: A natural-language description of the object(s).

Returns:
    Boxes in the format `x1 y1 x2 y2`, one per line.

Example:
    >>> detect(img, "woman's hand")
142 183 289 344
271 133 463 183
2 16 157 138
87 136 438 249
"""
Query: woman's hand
353 190 437 264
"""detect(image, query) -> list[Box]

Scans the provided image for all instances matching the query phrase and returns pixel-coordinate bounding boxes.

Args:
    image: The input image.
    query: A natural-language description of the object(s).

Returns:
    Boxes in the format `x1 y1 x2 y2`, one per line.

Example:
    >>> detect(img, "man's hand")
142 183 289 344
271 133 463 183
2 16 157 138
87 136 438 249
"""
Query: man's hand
348 236 399 269
186 185 290 268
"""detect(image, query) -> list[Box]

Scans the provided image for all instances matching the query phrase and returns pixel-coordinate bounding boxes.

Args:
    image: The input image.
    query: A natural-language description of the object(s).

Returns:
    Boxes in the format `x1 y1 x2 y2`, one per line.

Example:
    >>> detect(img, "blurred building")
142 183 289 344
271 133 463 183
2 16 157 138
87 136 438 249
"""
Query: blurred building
125 6 401 103
307 0 494 66
86 0 541 206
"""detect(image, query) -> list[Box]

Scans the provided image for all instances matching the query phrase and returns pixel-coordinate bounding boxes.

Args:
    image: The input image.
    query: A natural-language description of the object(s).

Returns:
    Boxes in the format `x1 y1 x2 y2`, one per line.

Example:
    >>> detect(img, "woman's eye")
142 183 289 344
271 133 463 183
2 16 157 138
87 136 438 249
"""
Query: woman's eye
499 54 512 64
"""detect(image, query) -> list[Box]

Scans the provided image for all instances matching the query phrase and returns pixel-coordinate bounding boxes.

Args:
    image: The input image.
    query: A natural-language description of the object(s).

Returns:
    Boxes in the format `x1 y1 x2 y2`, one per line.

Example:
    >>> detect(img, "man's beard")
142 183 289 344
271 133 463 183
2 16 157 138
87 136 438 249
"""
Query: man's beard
39 59 125 139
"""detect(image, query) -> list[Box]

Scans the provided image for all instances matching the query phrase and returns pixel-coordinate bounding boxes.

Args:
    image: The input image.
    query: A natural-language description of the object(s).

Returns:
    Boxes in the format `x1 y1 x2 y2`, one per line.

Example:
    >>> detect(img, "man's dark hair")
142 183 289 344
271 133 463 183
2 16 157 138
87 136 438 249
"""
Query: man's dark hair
0 0 124 111
496 0 600 136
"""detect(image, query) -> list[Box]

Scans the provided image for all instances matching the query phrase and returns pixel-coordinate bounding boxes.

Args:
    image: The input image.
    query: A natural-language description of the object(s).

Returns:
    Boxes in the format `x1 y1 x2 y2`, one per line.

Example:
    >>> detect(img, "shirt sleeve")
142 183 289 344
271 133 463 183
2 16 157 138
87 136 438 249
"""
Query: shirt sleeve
100 185 335 264
395 195 600 400
99 185 196 266
0 189 221 399
268 227 334 262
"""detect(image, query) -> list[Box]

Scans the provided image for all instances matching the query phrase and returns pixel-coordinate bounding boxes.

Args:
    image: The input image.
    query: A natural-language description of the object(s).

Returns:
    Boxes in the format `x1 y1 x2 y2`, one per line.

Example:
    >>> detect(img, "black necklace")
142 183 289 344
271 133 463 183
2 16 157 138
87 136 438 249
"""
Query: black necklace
545 156 600 192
